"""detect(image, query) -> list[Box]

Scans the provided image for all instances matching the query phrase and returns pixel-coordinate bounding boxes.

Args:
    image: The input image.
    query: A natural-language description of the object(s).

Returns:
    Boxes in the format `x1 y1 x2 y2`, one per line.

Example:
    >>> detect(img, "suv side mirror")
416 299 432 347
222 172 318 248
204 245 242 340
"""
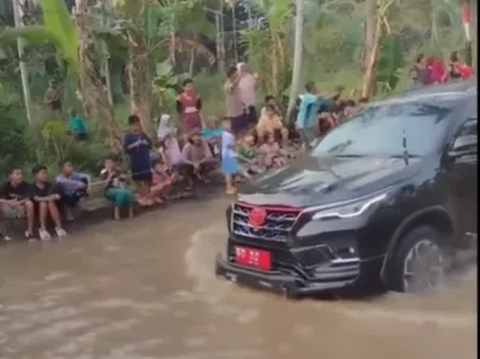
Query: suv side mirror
449 134 477 157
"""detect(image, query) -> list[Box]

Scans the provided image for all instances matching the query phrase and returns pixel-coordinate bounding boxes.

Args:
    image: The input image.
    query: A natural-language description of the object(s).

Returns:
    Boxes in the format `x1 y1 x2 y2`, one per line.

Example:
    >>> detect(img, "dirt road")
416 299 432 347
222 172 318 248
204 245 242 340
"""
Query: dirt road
0 197 476 359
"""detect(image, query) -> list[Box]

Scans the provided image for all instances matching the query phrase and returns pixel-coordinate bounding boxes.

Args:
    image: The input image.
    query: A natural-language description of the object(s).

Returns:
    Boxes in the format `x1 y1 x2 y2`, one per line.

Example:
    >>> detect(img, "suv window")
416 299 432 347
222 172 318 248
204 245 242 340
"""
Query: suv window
312 97 464 158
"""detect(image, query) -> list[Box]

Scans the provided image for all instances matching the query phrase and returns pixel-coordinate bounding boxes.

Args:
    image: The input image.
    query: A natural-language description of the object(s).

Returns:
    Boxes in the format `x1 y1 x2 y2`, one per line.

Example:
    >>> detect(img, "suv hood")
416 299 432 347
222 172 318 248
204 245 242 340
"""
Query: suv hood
238 153 423 207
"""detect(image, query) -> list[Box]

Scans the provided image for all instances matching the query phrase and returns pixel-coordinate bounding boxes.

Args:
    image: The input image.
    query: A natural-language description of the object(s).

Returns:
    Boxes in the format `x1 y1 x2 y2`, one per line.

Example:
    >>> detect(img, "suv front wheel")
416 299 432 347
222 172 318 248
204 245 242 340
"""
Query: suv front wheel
389 226 446 293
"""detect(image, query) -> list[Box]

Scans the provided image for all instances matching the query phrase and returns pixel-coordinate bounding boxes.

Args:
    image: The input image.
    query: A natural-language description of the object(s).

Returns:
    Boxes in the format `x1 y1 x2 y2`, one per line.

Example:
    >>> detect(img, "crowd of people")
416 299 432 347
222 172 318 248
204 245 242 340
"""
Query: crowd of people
1 54 473 242
406 51 474 90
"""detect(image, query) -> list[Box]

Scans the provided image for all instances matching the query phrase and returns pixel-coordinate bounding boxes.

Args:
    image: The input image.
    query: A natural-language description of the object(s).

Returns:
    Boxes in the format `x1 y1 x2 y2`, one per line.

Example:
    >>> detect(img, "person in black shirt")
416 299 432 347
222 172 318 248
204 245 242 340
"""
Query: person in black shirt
0 168 36 241
30 165 67 241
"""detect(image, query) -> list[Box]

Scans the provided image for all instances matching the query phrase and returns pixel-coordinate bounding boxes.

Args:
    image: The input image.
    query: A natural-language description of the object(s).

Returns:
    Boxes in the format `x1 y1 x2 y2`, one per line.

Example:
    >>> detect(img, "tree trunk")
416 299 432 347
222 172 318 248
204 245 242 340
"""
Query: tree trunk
286 0 304 122
188 48 195 77
74 0 122 151
12 0 32 124
361 6 383 99
362 0 377 72
127 30 151 133
361 0 384 99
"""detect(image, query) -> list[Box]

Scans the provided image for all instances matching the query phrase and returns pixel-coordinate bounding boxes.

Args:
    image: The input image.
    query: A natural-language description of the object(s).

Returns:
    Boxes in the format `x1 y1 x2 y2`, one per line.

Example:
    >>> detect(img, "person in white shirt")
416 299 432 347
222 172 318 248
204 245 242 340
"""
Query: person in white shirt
237 63 259 125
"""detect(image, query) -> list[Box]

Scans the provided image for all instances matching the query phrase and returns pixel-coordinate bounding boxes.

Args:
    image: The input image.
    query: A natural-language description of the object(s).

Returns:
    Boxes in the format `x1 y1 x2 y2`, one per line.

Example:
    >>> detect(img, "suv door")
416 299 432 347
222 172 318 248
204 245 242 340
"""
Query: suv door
446 103 477 243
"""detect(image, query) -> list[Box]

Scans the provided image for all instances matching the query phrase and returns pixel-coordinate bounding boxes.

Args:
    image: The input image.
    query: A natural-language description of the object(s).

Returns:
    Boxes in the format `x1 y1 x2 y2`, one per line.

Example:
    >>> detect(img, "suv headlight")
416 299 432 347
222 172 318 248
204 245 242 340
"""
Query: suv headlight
311 192 388 220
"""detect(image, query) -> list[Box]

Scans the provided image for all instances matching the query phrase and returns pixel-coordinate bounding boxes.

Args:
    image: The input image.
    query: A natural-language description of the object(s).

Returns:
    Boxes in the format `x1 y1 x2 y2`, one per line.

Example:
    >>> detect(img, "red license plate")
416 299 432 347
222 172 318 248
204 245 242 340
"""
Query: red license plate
234 246 271 271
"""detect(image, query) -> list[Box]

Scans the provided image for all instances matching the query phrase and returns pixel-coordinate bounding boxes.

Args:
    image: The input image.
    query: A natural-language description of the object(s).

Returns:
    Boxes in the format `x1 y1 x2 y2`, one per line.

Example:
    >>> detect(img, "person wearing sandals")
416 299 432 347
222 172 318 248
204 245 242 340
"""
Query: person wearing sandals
221 118 238 195
30 165 67 240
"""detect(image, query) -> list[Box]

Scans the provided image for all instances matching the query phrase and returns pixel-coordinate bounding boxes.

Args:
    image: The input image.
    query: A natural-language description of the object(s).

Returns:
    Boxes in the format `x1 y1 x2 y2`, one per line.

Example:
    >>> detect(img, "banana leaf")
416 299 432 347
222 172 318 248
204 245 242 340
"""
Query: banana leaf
39 0 78 67
376 34 403 92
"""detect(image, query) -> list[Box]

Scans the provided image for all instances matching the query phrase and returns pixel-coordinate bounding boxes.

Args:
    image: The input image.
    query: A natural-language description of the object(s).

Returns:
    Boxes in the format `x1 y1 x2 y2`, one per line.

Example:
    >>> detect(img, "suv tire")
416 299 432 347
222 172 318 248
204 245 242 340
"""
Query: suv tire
389 226 445 293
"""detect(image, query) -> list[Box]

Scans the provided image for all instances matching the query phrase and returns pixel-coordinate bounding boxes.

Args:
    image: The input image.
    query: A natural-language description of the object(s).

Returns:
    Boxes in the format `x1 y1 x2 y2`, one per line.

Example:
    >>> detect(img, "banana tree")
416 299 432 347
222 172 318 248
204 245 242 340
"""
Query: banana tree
240 0 292 102
108 0 214 133
0 0 122 149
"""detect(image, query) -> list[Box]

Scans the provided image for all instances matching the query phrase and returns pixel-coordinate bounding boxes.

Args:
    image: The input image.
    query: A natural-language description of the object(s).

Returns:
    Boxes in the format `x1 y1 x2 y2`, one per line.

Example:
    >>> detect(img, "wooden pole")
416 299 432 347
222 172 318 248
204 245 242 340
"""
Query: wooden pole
12 0 32 124
286 0 304 122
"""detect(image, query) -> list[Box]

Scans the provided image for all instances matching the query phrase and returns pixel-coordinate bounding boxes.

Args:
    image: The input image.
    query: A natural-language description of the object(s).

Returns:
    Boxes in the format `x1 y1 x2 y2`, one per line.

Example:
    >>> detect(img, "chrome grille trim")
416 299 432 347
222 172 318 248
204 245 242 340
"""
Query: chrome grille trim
231 203 302 241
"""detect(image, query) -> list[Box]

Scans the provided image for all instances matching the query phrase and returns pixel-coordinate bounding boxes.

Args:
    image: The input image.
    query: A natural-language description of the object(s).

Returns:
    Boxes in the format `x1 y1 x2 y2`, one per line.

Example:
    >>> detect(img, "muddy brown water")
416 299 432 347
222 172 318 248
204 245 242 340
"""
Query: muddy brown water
0 197 476 359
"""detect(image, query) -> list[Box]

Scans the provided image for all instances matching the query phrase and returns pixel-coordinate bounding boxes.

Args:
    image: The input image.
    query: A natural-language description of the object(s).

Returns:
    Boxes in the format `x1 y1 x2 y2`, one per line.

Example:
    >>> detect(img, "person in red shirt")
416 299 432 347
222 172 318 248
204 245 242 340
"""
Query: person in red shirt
176 79 203 136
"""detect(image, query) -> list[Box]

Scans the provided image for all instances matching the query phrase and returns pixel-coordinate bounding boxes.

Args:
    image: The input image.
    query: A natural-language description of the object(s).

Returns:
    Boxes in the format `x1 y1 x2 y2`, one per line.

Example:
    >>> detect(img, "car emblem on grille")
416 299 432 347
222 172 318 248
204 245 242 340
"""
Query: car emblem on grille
249 207 267 228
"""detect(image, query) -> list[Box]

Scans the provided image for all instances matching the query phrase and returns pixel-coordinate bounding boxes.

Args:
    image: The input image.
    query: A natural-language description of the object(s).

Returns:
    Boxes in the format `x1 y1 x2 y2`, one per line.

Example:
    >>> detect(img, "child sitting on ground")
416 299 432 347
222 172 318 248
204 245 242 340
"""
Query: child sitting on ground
237 134 264 175
260 95 280 117
100 157 135 220
259 133 288 168
201 116 222 157
150 159 174 204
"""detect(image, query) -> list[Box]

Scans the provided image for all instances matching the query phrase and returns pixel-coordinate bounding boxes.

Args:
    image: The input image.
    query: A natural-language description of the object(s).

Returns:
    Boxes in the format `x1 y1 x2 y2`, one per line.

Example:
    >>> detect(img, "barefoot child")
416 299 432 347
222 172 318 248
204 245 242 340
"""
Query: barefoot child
100 157 135 220
221 119 238 195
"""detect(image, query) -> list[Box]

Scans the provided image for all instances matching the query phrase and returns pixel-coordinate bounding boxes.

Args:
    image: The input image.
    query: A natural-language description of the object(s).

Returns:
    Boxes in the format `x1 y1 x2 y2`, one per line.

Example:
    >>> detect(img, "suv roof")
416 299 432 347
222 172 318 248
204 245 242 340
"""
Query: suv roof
399 78 477 97
376 79 477 107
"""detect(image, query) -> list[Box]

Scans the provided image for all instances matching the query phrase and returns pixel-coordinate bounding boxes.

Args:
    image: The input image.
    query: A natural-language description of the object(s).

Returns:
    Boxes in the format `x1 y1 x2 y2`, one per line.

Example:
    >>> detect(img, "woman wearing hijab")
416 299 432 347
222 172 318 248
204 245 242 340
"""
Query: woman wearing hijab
157 114 182 172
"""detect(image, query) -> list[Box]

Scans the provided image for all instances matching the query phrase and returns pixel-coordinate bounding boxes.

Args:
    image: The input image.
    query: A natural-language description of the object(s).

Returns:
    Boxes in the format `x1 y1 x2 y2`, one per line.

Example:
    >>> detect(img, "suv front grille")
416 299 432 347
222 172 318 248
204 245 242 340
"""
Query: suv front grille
231 202 302 241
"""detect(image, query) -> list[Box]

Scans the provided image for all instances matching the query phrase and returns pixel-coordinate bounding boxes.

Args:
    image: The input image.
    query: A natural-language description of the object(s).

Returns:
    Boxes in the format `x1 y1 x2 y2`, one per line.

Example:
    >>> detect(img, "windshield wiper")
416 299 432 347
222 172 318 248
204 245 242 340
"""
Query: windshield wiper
333 154 365 158
402 129 409 166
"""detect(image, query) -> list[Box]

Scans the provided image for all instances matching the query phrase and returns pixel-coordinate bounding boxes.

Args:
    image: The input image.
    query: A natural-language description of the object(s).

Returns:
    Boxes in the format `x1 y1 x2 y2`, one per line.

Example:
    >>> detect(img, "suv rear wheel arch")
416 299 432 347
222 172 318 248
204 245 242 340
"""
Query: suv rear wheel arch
380 206 455 286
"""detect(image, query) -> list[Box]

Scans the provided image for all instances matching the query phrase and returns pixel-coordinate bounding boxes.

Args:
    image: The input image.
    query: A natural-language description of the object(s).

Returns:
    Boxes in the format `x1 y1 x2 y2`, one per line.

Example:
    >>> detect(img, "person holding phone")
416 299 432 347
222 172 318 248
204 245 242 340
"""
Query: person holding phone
124 115 153 206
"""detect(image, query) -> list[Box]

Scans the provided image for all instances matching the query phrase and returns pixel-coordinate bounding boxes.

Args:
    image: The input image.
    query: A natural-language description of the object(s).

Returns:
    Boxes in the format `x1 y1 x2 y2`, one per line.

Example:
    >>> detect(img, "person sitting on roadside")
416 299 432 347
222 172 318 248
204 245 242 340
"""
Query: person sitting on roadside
157 114 183 172
30 165 67 240
358 97 369 109
317 110 336 137
405 68 422 91
237 134 264 175
259 133 288 168
343 99 358 118
260 95 279 117
444 51 474 82
181 131 217 188
100 156 135 220
55 160 89 220
150 159 174 204
67 107 88 140
414 54 431 86
256 104 288 145
0 167 36 241
201 116 222 157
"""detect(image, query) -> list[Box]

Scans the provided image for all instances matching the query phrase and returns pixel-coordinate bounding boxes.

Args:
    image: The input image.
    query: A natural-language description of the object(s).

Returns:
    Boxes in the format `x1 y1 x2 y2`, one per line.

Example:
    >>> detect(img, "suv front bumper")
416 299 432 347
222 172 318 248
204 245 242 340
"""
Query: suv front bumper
215 252 384 297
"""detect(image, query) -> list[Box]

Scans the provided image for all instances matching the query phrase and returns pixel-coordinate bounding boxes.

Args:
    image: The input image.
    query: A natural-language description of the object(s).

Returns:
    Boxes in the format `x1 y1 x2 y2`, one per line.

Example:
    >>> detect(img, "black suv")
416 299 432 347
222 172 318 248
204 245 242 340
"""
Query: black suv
215 79 477 297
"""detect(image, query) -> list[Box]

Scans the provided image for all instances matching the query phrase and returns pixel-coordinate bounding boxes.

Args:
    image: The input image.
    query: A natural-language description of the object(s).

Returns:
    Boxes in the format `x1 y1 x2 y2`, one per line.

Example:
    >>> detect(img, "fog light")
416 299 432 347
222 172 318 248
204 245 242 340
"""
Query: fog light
348 247 355 254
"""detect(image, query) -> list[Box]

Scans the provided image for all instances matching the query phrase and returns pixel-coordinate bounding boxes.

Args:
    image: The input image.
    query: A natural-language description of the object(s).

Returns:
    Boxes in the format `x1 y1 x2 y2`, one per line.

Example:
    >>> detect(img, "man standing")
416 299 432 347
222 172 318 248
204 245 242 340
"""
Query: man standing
0 168 36 240
44 80 62 118
237 63 259 125
224 65 246 135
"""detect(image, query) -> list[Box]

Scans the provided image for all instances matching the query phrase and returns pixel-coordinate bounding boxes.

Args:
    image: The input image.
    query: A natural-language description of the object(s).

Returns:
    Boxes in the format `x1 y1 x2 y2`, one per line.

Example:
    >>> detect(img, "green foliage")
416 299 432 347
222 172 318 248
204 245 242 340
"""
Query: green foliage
376 34 404 93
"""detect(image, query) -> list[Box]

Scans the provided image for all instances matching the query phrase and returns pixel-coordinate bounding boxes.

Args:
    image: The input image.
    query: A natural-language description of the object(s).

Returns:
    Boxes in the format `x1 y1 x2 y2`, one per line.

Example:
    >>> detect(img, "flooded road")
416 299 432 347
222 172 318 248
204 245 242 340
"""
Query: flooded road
0 197 476 359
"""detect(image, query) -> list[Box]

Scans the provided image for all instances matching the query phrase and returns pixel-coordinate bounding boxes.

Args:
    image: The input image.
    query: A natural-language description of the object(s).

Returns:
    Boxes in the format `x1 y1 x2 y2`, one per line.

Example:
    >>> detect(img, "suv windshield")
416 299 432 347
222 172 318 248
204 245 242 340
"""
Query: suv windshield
312 96 464 158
